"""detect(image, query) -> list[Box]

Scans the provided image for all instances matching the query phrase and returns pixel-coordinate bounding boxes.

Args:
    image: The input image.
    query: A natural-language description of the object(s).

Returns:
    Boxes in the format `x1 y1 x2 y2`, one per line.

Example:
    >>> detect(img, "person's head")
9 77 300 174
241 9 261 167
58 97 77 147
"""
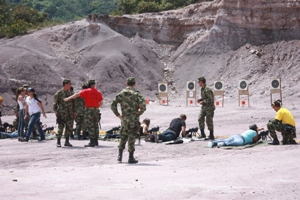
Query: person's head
180 114 187 121
27 87 35 97
82 83 88 90
142 118 150 127
23 84 29 95
127 77 136 87
15 87 26 101
63 79 72 90
249 124 258 132
198 77 206 87
88 80 96 88
272 99 282 112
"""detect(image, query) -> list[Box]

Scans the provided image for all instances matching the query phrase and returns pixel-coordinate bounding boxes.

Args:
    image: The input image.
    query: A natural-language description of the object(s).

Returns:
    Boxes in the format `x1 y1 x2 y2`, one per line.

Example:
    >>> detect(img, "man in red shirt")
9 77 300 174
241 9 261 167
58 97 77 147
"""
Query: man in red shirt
64 80 103 147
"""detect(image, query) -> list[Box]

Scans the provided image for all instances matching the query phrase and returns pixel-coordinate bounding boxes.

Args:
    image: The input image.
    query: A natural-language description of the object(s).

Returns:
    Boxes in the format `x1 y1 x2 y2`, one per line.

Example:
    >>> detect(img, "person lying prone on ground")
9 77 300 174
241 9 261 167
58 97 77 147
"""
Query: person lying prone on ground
0 131 18 139
208 124 263 148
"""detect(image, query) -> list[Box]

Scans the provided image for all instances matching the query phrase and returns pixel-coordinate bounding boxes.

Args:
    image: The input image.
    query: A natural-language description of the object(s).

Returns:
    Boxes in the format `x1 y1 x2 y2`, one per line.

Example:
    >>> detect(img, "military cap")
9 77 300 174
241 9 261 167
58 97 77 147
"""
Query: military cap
63 79 71 84
82 82 88 89
127 77 135 84
23 84 29 88
249 124 258 131
197 77 206 83
88 80 95 85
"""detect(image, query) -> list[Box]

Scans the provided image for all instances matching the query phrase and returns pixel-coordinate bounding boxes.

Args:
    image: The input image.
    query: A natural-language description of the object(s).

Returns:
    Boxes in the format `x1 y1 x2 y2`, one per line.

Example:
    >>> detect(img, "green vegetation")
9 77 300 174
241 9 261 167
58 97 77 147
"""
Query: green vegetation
1 0 208 38
0 0 49 38
115 0 199 15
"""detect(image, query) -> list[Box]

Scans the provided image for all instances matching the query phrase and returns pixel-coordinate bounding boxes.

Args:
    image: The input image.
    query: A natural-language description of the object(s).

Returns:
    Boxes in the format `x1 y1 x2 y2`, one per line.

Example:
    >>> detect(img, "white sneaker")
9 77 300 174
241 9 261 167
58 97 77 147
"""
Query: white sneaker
207 142 213 148
217 142 225 147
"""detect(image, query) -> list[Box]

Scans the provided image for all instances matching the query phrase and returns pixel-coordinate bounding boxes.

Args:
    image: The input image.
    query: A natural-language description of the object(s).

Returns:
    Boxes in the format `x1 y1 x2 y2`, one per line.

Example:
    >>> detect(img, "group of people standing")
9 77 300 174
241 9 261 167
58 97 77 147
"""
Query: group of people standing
15 85 47 142
2 75 297 164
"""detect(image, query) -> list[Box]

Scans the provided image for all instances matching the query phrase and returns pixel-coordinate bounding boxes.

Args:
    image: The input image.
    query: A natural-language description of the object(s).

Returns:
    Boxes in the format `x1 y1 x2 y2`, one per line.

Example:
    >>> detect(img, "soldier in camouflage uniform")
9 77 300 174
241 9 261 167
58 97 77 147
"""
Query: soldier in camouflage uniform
111 77 146 164
267 100 297 145
197 77 215 140
74 83 88 140
64 80 103 147
53 79 76 147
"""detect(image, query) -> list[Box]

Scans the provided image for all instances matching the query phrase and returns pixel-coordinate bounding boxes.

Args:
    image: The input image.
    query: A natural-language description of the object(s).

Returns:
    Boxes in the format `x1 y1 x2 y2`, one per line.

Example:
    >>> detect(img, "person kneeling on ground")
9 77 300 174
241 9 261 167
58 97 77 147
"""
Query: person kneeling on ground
158 114 186 142
208 124 263 148
267 99 297 145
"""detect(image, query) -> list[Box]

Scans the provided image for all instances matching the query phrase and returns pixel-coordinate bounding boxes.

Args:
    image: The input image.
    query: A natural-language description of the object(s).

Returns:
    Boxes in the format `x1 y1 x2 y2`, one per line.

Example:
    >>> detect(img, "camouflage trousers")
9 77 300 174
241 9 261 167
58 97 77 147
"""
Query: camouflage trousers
198 109 214 131
119 116 139 152
267 119 295 142
75 114 85 133
84 108 99 139
57 119 74 138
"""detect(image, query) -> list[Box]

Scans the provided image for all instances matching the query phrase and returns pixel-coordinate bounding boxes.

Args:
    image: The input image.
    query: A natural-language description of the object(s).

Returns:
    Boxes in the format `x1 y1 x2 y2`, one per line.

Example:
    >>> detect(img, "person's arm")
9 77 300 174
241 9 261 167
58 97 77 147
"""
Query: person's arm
37 101 46 118
111 95 121 119
64 93 80 102
24 101 29 120
181 126 186 137
253 128 264 143
142 124 148 135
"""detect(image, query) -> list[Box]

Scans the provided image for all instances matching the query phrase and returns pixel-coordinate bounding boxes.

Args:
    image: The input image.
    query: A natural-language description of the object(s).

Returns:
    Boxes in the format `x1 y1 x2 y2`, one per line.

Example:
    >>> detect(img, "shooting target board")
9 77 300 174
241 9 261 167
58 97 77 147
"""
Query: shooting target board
213 81 225 107
270 78 282 105
238 80 250 107
186 81 197 106
158 82 168 105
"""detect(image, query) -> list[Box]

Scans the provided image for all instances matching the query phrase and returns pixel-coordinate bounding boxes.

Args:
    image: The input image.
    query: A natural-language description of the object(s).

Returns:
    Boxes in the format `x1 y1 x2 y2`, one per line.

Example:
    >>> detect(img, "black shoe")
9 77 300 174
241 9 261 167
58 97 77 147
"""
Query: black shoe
118 149 123 162
64 136 73 147
128 152 138 164
268 138 279 145
199 129 206 138
84 138 95 147
209 130 214 140
95 138 99 146
289 140 298 145
38 138 45 141
21 137 29 142
57 138 61 147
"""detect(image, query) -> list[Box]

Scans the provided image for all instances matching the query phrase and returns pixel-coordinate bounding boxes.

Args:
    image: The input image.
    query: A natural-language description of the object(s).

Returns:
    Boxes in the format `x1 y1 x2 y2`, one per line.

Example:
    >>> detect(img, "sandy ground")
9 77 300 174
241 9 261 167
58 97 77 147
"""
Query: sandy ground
1 100 300 200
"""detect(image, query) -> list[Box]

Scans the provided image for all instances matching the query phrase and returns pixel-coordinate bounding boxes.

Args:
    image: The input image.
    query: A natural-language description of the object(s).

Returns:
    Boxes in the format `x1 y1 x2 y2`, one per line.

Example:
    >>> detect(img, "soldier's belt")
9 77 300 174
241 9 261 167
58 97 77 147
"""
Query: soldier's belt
86 107 98 109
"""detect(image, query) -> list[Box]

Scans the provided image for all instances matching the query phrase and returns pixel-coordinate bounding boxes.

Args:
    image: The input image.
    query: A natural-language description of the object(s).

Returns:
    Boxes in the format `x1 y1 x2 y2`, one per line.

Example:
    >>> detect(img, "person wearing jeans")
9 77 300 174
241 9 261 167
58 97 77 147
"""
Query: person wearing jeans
16 87 26 141
208 124 263 148
22 88 47 142
158 114 187 142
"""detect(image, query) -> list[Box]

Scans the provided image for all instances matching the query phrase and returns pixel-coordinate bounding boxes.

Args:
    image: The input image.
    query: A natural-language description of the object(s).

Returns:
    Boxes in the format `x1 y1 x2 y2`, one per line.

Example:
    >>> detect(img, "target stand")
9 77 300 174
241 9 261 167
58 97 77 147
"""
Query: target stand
186 81 196 106
158 82 168 106
213 81 225 107
238 80 250 107
270 78 282 105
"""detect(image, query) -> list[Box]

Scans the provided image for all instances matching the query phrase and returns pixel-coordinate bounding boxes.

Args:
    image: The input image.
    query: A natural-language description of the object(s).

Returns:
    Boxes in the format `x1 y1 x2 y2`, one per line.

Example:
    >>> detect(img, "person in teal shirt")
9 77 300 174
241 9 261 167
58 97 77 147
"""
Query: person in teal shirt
208 124 263 148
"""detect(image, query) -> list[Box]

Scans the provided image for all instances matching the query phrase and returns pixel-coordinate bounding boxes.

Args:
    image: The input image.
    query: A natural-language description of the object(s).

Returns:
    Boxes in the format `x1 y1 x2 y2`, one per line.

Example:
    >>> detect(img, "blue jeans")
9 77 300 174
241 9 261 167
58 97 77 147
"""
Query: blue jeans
158 129 177 142
25 112 45 139
1 131 18 138
18 109 25 138
212 135 244 147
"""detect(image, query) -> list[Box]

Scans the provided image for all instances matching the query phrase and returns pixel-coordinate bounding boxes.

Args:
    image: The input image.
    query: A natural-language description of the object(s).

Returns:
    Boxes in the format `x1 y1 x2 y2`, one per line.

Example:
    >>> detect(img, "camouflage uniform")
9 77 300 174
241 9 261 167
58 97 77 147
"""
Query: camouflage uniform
84 108 99 139
267 119 296 143
198 84 215 131
75 97 86 136
111 86 146 152
53 87 75 138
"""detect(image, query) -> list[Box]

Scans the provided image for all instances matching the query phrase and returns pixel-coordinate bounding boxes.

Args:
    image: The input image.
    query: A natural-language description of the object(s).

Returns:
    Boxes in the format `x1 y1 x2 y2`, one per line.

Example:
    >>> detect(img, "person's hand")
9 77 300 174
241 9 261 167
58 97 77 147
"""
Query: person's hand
74 113 77 119
118 115 122 120
24 115 29 120
63 98 69 102
43 113 47 118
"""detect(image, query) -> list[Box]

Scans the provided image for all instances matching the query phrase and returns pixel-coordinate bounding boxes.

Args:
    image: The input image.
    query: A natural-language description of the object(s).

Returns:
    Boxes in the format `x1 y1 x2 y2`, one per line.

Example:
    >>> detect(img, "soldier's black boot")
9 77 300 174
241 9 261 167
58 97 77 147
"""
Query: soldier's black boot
84 138 95 147
209 130 215 140
64 136 73 147
268 138 279 145
118 149 123 162
199 129 206 138
128 152 138 164
76 131 81 140
95 138 99 146
57 138 61 147
82 131 88 140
